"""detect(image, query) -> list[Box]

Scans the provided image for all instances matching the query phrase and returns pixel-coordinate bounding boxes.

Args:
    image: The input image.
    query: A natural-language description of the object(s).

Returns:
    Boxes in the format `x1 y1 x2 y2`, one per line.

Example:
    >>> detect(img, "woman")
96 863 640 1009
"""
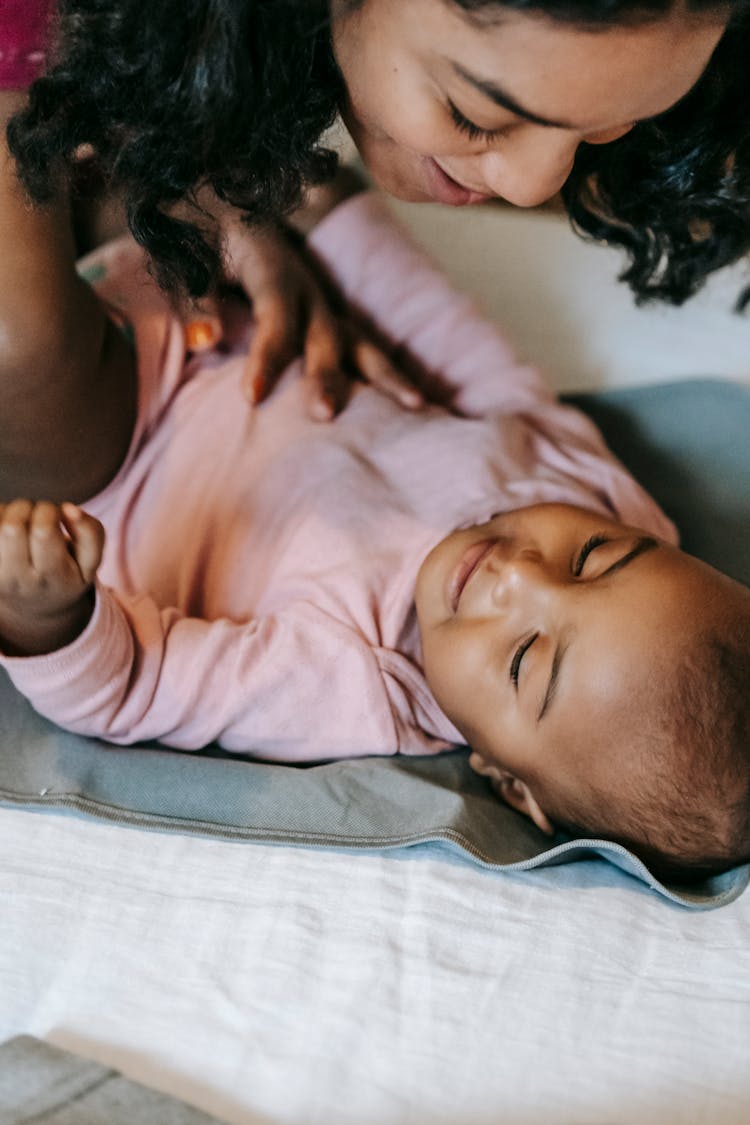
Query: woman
3 0 749 411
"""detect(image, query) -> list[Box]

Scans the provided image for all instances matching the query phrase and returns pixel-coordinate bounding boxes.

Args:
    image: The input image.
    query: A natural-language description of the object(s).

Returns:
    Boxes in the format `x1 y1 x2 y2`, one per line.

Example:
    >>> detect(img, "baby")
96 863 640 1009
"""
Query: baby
1 190 749 883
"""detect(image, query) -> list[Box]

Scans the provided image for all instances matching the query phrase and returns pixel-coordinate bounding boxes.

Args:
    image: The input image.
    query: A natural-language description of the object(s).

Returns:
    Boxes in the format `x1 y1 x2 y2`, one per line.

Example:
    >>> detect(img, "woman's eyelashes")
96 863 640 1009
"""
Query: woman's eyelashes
510 631 539 688
447 99 506 143
573 533 610 577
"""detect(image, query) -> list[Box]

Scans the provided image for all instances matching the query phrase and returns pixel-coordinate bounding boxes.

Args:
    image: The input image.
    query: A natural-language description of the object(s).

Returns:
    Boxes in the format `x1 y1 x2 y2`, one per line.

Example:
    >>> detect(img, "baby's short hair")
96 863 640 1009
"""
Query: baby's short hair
553 605 750 885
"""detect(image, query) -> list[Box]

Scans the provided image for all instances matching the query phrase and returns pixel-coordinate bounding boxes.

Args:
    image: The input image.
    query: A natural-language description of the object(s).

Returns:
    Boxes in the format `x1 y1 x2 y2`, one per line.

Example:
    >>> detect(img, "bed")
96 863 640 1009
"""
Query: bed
2 200 750 1124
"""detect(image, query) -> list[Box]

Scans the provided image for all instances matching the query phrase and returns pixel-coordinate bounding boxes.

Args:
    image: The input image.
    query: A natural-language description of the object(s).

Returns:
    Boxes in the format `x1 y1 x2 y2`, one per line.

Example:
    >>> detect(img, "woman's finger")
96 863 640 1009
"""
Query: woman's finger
301 302 349 420
351 336 424 410
242 292 299 403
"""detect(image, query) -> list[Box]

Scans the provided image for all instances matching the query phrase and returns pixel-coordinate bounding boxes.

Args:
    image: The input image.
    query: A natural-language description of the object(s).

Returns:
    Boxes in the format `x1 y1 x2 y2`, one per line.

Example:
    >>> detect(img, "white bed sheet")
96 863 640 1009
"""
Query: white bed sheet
2 808 750 1125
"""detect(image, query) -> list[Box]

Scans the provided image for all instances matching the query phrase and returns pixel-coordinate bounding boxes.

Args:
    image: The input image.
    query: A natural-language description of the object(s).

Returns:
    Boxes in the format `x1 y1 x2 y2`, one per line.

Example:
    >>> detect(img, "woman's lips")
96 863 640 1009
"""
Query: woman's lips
448 539 496 612
422 157 493 206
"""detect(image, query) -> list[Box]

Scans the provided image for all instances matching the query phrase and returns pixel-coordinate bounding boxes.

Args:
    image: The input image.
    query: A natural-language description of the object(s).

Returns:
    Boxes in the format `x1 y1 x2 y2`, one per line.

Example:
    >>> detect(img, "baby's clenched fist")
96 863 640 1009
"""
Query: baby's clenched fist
0 500 104 656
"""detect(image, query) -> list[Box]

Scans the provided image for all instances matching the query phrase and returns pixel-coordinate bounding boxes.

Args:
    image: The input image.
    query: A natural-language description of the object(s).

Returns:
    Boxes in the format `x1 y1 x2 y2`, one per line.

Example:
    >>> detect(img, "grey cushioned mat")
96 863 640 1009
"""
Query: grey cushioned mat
1 379 749 910
0 1036 224 1124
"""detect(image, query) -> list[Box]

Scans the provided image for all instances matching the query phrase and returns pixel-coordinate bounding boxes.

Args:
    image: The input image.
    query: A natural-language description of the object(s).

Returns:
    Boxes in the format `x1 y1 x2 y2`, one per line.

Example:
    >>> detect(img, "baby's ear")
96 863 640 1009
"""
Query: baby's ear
468 752 555 836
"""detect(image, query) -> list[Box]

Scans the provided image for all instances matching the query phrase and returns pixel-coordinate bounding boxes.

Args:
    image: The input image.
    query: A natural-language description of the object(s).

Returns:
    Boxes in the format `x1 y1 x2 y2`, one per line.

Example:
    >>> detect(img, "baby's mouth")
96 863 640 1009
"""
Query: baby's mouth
449 539 496 612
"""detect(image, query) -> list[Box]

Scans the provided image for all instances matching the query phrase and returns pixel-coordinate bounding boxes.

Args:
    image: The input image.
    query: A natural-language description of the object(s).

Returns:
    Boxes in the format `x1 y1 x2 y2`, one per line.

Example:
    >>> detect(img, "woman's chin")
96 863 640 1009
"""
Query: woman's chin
363 159 434 203
347 128 434 202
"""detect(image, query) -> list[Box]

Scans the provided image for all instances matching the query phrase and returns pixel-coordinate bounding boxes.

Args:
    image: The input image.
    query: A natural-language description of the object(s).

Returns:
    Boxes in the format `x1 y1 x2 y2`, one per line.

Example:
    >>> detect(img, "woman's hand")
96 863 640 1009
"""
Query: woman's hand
218 217 424 420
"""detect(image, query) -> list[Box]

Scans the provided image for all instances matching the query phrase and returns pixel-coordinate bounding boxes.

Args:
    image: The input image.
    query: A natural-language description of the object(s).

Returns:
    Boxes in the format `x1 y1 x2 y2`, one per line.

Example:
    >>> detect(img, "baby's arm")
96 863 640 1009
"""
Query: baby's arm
0 500 102 657
0 91 137 503
0 545 398 760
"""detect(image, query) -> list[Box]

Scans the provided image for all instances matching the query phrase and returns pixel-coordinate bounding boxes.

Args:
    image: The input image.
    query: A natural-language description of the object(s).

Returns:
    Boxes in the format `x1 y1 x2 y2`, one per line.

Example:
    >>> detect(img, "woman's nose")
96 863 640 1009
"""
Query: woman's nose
477 130 579 208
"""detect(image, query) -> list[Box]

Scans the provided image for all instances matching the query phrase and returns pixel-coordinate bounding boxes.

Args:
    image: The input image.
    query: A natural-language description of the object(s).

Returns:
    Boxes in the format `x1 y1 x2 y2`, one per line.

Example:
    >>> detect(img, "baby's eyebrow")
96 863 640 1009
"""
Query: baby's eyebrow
536 536 659 722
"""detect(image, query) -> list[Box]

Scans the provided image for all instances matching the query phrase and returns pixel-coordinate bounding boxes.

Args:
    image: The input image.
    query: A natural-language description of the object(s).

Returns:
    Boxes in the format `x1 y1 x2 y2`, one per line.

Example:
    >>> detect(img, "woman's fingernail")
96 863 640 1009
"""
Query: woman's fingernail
185 319 221 352
313 398 334 421
61 502 82 521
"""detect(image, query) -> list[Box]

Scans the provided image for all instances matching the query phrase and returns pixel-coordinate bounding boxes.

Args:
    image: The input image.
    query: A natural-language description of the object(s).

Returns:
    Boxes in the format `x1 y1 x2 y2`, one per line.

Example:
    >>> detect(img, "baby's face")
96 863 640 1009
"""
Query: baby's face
415 503 737 830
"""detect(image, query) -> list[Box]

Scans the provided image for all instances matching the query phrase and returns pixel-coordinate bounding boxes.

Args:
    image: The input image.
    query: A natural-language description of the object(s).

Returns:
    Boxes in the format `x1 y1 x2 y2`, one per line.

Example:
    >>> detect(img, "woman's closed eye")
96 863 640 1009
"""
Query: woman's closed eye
447 99 506 143
510 631 539 688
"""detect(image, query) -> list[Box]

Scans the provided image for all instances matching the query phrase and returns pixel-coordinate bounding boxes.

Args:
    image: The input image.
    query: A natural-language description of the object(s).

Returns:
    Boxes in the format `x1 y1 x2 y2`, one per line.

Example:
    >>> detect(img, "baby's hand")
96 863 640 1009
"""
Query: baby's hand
0 500 104 657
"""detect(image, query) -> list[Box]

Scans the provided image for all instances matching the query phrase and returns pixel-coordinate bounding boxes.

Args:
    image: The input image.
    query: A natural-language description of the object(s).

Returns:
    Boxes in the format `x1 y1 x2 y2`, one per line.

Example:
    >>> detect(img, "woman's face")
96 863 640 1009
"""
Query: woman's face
331 0 727 207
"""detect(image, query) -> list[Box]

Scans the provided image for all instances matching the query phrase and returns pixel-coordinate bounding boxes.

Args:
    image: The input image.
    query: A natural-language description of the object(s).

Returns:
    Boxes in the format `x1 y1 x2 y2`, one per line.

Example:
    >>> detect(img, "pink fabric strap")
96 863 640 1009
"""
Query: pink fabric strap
0 0 54 90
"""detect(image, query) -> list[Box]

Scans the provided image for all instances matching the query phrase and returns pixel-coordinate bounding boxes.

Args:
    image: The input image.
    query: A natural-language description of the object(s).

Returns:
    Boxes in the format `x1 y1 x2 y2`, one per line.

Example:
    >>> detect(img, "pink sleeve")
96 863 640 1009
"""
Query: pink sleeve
308 192 551 419
0 583 403 761
0 0 53 90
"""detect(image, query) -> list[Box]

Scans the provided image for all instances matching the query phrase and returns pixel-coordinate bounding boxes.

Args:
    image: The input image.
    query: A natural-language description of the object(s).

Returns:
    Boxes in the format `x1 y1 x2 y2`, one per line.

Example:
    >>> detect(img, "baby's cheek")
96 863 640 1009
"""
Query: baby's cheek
414 542 450 631
421 631 461 719
423 627 489 739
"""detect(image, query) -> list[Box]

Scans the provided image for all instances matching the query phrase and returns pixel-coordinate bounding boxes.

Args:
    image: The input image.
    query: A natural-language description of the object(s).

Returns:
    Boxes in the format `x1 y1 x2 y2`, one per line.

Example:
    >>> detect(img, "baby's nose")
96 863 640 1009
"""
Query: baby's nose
488 550 556 608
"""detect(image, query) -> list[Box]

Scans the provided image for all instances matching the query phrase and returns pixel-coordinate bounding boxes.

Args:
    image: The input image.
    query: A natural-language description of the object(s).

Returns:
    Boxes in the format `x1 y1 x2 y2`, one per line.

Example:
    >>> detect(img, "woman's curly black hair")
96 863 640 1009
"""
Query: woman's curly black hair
457 0 750 306
8 0 750 305
8 0 344 296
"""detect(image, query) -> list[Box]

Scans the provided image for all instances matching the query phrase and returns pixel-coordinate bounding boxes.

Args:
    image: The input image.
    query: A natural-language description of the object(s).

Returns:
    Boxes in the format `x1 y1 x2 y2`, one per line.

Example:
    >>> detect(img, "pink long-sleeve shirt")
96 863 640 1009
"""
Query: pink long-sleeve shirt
1 194 677 760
